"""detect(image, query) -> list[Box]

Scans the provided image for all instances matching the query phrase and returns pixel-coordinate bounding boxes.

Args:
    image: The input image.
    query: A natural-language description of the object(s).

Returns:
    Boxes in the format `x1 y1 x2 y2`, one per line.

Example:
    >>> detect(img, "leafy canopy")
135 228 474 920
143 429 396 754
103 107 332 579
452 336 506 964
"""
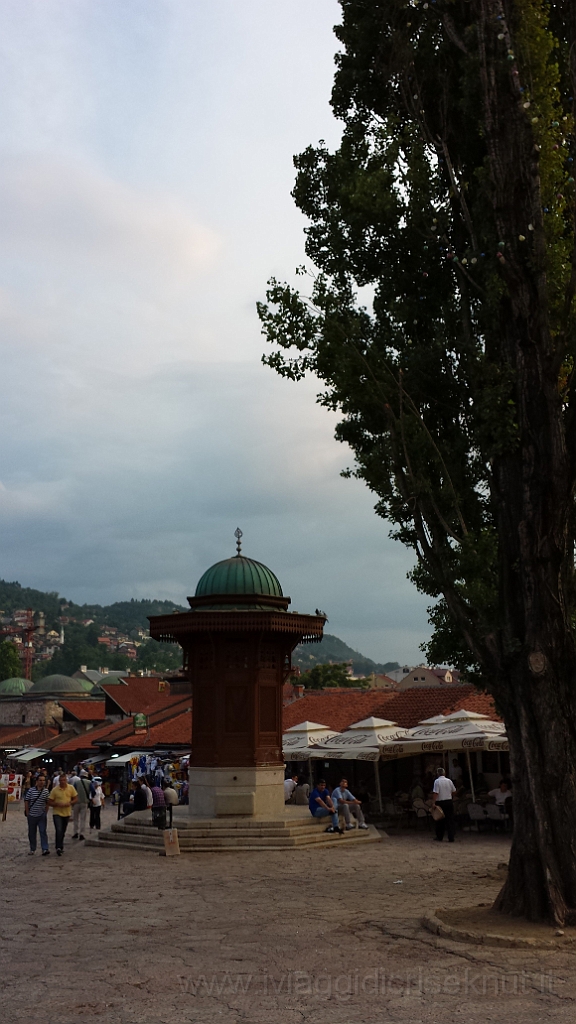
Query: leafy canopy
300 662 364 689
0 640 22 682
258 0 576 678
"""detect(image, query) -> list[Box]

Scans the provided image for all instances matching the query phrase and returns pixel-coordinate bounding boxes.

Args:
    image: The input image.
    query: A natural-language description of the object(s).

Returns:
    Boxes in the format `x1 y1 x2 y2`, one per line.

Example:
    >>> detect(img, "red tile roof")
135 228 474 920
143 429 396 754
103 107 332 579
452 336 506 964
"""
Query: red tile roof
101 678 171 715
282 685 477 732
49 684 498 756
443 691 501 721
51 718 128 753
52 695 191 753
59 701 107 722
0 724 58 747
115 710 191 747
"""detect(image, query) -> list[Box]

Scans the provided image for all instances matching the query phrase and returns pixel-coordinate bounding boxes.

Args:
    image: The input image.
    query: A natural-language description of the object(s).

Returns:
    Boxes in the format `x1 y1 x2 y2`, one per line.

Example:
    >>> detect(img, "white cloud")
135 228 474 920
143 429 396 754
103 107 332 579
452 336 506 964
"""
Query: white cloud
0 1 434 665
0 152 220 285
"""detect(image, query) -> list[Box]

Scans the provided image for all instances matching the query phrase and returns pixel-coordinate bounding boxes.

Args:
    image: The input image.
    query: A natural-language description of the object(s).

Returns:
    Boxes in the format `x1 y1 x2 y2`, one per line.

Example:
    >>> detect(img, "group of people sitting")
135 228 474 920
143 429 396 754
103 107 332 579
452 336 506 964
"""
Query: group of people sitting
284 773 369 834
119 776 179 829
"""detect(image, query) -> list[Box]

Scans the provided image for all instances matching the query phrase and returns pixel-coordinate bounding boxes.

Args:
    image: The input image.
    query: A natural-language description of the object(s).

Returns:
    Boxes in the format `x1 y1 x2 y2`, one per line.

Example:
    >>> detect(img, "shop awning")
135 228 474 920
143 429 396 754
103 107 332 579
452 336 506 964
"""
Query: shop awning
80 753 110 767
8 747 49 762
105 750 148 766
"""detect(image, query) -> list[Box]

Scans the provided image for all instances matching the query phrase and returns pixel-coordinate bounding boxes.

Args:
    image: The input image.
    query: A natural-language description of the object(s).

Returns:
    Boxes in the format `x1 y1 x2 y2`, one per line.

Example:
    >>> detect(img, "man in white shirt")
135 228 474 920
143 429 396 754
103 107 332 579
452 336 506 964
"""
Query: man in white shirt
432 768 456 842
284 774 298 804
488 780 512 806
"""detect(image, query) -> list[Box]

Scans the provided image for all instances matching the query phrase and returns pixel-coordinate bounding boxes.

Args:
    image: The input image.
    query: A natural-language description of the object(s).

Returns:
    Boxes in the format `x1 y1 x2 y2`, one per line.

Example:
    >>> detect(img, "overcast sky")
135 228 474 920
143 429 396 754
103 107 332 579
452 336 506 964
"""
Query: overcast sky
0 0 431 665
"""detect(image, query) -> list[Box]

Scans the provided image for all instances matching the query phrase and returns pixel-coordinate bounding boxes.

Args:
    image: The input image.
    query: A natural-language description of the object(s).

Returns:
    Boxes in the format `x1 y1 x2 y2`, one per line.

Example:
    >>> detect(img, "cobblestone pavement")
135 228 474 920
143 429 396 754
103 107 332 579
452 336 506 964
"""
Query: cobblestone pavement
1 802 575 1024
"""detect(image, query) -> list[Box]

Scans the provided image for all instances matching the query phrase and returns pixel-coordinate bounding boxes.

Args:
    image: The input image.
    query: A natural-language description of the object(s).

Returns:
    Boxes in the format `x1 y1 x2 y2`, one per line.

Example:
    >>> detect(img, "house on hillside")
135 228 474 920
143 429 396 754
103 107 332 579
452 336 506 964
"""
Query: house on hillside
395 666 460 689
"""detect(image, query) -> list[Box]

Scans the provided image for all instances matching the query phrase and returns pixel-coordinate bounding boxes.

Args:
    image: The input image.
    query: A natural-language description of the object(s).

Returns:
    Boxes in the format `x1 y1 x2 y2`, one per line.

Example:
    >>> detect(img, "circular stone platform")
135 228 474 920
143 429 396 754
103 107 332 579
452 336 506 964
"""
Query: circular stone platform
422 906 576 949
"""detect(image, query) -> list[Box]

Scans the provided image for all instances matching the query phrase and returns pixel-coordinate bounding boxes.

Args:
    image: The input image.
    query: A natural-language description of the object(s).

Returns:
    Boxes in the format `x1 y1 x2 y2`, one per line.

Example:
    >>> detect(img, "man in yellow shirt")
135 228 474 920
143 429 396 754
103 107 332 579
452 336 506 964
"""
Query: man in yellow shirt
47 772 78 856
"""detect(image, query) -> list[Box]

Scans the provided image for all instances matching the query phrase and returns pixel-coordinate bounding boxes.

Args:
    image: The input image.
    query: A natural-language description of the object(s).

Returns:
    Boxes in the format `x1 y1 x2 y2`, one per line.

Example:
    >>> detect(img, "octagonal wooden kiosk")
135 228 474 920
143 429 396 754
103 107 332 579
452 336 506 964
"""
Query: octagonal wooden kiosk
149 543 324 818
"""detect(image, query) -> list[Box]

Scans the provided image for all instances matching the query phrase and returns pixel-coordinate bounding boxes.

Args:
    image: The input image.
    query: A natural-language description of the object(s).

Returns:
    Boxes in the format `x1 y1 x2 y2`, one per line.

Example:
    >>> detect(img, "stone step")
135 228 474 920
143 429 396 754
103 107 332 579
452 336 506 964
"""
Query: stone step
111 823 344 840
85 826 382 854
117 816 319 831
112 832 370 849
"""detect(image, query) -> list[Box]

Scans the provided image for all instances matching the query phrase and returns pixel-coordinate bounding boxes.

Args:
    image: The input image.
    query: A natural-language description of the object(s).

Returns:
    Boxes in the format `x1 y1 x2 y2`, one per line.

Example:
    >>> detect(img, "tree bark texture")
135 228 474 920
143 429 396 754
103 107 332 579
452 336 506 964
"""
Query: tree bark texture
477 0 576 924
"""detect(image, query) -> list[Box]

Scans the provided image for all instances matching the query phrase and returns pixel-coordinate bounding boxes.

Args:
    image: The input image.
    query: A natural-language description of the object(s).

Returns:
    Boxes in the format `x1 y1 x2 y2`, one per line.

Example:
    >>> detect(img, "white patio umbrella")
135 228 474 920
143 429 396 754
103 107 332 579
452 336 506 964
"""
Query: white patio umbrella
282 721 340 761
379 709 507 803
308 717 411 761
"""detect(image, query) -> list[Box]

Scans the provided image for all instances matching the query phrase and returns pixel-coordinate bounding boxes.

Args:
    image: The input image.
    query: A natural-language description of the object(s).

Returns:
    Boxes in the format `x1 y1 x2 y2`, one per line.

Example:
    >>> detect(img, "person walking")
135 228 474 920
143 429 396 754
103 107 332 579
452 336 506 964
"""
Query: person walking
71 769 91 840
432 768 456 842
89 777 105 831
48 772 78 855
24 774 50 856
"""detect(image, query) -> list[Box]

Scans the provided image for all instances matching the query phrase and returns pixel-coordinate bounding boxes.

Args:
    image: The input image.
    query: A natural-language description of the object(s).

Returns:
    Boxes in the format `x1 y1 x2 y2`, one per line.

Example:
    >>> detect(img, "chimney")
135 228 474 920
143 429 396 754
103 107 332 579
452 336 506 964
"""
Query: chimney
295 684 304 699
80 665 88 673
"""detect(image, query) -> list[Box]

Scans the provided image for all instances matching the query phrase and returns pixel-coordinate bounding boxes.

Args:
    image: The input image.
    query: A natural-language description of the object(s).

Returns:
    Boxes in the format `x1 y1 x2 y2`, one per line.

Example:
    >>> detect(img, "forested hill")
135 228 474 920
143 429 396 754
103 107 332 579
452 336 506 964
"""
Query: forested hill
0 579 398 678
292 633 399 678
0 579 187 632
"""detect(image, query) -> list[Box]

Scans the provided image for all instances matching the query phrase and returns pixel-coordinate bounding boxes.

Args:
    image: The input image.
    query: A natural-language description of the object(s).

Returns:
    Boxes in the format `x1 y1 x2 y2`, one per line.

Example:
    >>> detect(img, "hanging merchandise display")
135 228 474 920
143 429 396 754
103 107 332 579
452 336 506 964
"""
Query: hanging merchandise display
0 773 24 802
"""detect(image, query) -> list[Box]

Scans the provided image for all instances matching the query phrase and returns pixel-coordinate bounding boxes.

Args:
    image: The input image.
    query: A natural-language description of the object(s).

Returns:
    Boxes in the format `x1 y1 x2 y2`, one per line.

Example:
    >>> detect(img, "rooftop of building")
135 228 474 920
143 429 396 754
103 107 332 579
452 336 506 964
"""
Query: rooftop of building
282 684 479 732
28 674 94 696
0 677 34 696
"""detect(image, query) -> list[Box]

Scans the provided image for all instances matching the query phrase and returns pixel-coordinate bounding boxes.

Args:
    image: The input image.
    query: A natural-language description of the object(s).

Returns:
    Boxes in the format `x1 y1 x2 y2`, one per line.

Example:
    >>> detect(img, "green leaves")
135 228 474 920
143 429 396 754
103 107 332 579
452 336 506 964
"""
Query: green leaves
258 1 576 677
0 640 22 682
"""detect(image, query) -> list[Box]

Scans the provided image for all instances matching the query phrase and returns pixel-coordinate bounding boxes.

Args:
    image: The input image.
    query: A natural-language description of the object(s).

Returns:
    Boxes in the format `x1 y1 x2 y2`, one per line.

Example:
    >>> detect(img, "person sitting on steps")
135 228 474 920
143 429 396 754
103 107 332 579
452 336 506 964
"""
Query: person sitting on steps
331 777 369 831
308 779 342 834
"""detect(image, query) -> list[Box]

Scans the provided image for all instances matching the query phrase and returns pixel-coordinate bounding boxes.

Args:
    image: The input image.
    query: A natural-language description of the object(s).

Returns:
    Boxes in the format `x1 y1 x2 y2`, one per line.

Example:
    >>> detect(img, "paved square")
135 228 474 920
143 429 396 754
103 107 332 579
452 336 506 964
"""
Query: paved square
1 804 574 1023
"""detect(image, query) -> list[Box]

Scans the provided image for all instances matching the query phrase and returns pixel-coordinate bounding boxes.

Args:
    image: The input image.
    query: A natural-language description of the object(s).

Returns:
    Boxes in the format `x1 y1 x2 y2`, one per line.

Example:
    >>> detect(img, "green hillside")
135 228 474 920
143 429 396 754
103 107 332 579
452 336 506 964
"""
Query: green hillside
0 580 186 630
0 579 186 678
0 579 398 680
293 633 399 678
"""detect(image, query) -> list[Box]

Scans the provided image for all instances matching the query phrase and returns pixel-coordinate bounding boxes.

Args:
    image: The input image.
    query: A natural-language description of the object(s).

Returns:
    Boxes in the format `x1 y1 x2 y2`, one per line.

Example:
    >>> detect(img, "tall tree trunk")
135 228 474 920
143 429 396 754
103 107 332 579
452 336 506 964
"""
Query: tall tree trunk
490 322 576 926
475 0 576 925
494 680 576 924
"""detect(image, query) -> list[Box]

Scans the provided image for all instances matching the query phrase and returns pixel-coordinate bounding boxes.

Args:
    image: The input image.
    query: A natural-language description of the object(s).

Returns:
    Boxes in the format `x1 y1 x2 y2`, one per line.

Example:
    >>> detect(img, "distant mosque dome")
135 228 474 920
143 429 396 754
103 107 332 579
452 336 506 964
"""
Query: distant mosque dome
28 674 93 695
0 677 34 696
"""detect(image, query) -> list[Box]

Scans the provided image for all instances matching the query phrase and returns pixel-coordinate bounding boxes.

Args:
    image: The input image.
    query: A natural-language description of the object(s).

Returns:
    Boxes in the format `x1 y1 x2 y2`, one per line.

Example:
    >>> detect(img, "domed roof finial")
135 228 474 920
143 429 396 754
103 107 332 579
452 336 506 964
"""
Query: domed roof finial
234 527 243 557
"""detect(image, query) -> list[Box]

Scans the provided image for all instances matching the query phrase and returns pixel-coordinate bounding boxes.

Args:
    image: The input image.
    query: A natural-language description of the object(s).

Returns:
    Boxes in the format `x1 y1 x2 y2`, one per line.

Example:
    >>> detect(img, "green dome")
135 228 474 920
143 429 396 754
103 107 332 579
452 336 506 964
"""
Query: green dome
0 677 34 696
28 674 93 695
195 556 283 599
